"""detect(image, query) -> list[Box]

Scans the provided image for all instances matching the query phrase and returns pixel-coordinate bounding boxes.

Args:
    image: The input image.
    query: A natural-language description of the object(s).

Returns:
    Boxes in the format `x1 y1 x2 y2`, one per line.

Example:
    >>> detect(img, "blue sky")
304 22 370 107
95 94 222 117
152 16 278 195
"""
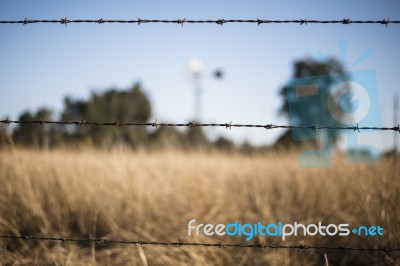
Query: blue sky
0 0 399 151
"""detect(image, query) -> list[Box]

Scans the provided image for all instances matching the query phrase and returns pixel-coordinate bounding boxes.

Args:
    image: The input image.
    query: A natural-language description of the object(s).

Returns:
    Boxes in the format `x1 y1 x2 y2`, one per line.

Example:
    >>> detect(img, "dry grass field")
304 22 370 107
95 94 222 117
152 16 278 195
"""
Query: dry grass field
0 148 399 265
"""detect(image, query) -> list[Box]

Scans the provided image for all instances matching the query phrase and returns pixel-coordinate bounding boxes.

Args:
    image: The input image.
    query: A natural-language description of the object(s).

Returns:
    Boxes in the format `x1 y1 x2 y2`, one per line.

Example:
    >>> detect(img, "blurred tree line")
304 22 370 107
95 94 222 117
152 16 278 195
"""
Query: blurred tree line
0 58 349 153
0 83 238 152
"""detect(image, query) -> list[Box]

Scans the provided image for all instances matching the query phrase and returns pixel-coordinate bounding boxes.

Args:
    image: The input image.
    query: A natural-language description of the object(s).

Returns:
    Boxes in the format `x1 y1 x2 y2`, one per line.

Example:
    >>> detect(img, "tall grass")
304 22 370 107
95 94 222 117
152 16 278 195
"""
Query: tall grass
0 148 399 265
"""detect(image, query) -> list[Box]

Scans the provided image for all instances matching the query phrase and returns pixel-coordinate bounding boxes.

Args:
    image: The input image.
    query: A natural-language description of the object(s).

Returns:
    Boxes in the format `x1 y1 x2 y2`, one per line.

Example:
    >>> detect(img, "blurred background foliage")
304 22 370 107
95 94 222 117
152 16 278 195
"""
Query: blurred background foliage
1 57 371 154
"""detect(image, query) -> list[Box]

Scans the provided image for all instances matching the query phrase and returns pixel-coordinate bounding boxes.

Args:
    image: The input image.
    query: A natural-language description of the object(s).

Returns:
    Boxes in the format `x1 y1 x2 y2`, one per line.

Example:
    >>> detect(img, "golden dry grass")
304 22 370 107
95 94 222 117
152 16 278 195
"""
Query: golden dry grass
0 148 399 265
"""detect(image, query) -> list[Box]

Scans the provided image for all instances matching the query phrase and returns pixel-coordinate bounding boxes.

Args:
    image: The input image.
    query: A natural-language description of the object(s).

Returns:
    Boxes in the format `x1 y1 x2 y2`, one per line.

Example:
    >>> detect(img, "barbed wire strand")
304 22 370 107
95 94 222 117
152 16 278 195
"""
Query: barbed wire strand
0 235 398 253
0 18 399 27
1 119 399 133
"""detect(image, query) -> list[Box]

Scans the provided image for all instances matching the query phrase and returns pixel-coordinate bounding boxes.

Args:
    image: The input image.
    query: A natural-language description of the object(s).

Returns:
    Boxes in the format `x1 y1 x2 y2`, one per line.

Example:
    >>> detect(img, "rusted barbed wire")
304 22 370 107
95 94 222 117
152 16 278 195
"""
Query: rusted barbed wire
0 18 399 27
1 119 399 133
0 235 398 253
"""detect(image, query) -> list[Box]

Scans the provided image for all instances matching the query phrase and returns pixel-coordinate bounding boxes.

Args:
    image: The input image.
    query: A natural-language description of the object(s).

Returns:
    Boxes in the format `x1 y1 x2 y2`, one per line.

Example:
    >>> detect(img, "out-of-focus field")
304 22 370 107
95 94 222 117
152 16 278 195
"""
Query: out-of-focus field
0 148 399 265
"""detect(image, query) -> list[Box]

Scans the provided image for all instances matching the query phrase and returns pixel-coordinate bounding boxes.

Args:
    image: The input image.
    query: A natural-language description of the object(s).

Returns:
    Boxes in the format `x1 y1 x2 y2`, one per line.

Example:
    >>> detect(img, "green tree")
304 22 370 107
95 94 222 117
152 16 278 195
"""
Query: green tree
148 126 186 150
13 108 53 148
214 136 235 152
184 127 209 150
276 57 350 147
61 83 151 148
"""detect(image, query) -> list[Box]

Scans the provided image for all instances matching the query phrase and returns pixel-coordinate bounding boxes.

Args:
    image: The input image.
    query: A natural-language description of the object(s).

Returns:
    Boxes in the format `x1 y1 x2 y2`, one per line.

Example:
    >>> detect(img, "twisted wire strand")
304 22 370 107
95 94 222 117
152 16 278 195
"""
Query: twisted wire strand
1 119 399 133
0 235 399 253
0 18 398 27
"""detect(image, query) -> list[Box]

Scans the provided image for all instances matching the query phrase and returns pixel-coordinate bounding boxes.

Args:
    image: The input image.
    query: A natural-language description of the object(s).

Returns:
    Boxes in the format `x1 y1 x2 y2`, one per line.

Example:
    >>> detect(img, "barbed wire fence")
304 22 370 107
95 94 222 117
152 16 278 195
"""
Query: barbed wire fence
1 118 399 256
1 15 400 261
0 235 399 254
0 18 399 27
1 119 399 133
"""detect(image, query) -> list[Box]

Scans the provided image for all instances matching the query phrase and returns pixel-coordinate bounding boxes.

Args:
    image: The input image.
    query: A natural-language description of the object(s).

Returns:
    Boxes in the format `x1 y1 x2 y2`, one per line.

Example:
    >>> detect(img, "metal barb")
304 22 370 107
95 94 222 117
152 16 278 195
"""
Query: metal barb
178 18 186 27
353 123 360 133
152 119 158 128
226 121 232 130
342 18 351 25
383 19 390 28
188 121 197 128
300 19 308 25
216 19 225 25
60 17 68 26
385 247 392 255
312 123 317 131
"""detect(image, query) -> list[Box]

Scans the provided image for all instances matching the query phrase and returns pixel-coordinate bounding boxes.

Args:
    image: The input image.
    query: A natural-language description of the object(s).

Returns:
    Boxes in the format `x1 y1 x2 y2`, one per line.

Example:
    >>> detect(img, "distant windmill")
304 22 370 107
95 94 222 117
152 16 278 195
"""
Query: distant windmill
186 58 223 121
